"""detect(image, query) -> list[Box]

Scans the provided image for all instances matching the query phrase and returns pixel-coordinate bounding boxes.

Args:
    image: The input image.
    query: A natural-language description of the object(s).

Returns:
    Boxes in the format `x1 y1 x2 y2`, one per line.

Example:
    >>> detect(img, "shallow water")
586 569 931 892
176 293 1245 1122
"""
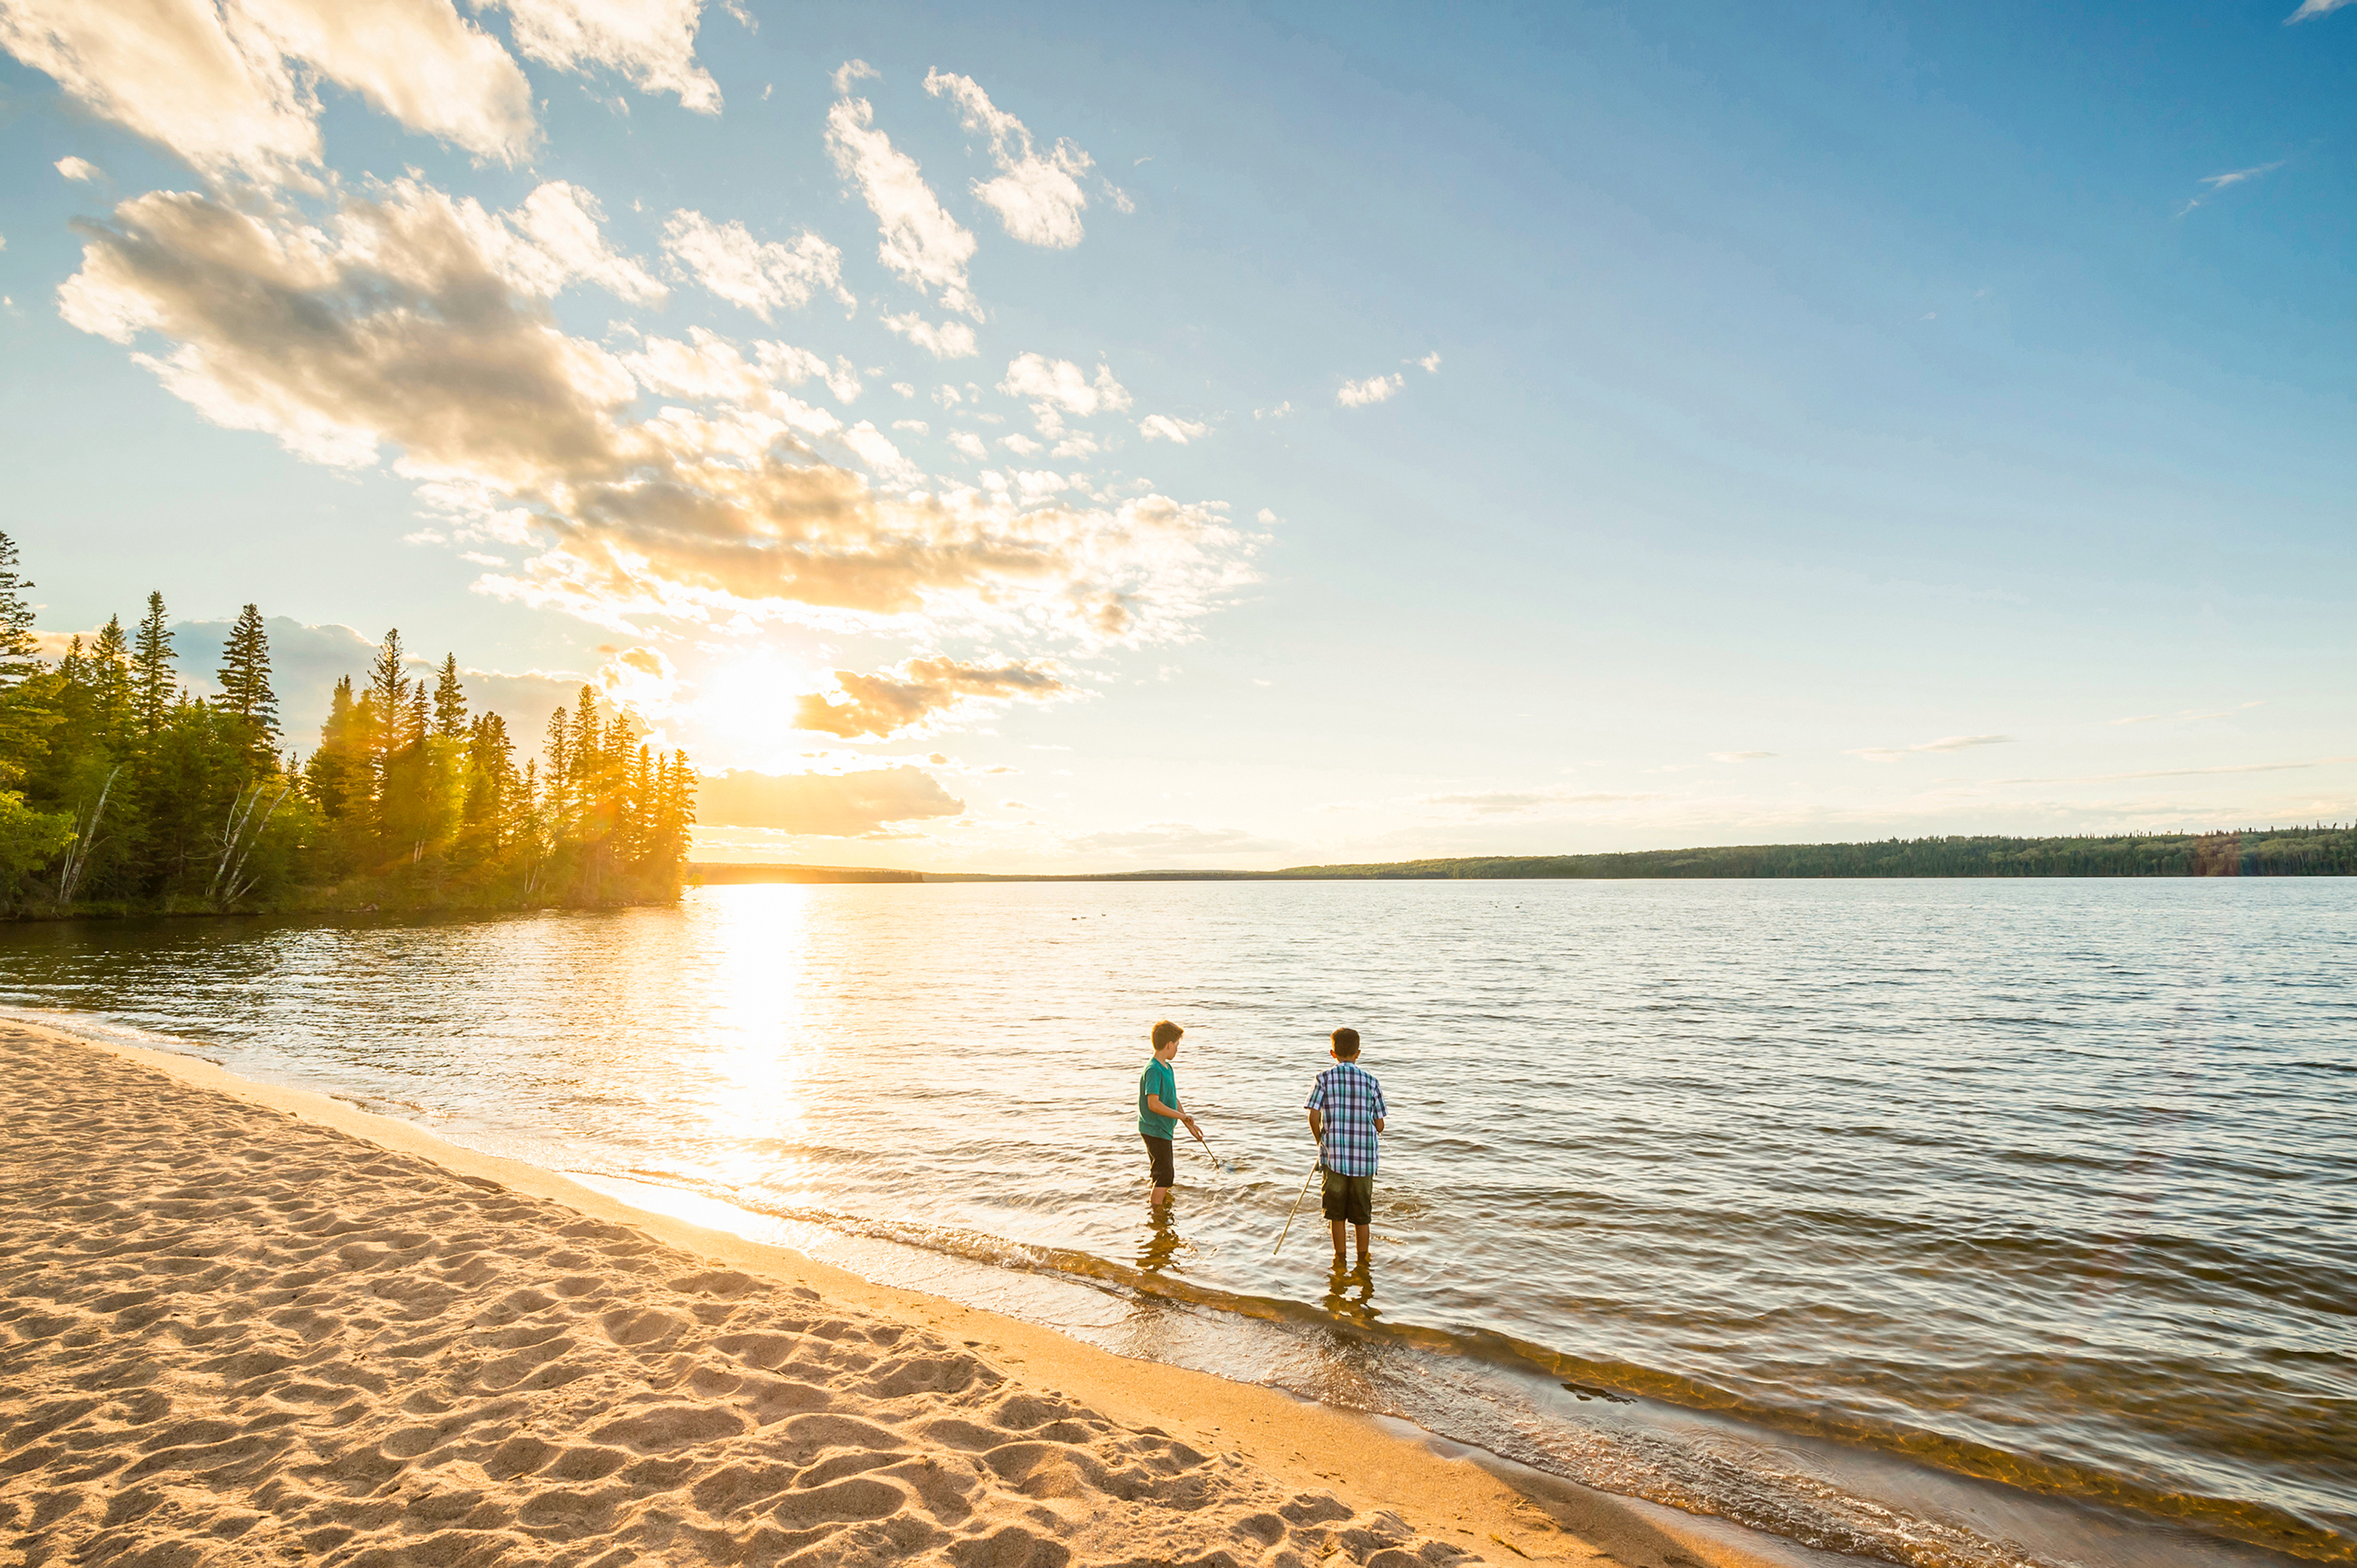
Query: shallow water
3 879 2349 1568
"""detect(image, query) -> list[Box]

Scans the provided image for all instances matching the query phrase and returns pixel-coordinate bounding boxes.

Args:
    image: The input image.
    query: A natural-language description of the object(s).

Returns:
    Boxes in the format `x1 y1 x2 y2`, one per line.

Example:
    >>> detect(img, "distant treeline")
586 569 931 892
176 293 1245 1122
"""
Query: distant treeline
895 827 2355 884
0 533 697 916
1275 828 2356 879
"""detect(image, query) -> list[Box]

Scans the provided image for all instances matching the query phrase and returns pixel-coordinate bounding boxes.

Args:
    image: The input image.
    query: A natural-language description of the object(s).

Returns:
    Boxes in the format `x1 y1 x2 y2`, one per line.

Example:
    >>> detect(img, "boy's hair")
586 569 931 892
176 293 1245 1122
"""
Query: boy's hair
1331 1027 1360 1058
1151 1019 1184 1049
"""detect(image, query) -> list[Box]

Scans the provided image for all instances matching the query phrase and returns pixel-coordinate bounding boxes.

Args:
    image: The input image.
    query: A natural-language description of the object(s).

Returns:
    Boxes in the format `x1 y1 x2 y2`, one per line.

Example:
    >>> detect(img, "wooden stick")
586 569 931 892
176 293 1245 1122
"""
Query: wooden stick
1273 1161 1320 1255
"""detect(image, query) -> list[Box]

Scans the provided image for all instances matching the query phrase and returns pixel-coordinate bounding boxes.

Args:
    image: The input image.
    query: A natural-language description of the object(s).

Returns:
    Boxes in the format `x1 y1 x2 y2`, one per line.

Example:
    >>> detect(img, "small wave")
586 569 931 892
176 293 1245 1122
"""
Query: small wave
603 1167 2350 1568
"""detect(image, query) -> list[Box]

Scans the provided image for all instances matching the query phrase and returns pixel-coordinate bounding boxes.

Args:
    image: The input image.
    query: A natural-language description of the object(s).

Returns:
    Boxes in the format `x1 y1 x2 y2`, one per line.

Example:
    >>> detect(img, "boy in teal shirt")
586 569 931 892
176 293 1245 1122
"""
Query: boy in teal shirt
1138 1018 1200 1207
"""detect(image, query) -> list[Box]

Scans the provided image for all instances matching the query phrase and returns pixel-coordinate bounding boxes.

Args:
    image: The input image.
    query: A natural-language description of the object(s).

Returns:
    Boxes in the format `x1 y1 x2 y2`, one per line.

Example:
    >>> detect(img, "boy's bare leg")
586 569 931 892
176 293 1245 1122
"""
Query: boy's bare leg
1330 1217 1347 1265
1353 1223 1371 1267
1152 1184 1171 1207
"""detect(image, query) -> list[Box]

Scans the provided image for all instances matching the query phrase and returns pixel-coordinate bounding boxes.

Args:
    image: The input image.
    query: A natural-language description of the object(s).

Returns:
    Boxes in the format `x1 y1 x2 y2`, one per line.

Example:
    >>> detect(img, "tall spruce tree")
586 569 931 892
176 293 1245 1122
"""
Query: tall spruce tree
433 655 468 737
365 629 409 764
0 532 43 690
130 592 175 735
215 604 279 745
89 617 132 738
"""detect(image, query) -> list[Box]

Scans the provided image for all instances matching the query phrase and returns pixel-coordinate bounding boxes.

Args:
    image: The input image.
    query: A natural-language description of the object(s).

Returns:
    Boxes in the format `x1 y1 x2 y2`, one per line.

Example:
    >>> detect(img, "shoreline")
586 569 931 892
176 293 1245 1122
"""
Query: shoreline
1 1020 1819 1568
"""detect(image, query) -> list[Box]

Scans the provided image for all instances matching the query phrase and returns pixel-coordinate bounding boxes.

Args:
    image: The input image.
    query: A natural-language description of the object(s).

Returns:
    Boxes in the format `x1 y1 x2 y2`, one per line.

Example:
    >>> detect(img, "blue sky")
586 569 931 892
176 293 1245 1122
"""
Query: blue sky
1 0 2350 868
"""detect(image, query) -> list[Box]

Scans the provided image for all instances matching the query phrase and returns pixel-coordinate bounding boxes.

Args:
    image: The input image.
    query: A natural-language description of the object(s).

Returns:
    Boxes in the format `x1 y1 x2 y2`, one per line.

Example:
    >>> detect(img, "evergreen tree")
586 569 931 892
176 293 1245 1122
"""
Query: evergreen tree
215 604 279 745
0 532 43 690
89 617 132 738
0 537 701 911
0 533 59 781
433 655 468 737
131 591 175 735
365 628 409 763
543 707 571 836
306 677 365 825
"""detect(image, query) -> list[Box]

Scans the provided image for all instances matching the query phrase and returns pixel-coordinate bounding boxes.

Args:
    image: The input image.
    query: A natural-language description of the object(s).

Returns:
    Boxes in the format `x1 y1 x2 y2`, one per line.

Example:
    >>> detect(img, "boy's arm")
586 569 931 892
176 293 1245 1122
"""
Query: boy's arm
1146 1068 1196 1128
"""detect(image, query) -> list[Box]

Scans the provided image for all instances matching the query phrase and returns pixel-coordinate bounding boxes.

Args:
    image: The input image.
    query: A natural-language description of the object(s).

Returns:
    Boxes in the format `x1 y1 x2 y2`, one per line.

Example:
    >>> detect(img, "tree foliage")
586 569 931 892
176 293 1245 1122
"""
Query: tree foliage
0 534 697 916
1275 831 2357 880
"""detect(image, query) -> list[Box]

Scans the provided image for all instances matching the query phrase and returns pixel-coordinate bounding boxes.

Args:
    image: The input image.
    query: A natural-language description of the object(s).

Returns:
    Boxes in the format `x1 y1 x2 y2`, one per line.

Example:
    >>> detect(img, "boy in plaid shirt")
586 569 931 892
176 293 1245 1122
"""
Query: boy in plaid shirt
1305 1027 1387 1269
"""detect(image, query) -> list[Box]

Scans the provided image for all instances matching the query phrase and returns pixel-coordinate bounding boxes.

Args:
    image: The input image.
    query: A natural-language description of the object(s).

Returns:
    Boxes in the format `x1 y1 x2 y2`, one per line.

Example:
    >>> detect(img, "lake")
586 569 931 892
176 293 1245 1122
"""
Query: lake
4 879 2348 1568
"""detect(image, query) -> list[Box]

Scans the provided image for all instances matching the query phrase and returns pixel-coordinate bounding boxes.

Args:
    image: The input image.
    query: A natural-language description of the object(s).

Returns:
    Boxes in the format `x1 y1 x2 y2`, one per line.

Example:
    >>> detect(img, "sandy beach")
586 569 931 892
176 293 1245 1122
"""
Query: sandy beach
0 1023 1762 1568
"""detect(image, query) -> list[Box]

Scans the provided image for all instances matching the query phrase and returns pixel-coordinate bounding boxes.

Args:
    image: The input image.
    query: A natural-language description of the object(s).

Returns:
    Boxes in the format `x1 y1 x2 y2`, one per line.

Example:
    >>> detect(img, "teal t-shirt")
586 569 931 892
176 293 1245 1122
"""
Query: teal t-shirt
1138 1056 1178 1138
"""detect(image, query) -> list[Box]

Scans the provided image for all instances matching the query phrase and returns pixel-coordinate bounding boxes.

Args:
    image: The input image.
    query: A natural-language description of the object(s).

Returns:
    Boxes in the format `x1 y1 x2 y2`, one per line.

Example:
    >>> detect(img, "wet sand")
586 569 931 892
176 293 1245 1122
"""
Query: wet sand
0 1023 1779 1568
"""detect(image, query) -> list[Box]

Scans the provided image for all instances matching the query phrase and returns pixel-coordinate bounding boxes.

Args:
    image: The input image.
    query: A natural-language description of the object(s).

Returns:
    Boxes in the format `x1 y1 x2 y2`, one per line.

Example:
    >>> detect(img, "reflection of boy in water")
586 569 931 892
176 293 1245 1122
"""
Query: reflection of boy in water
1306 1027 1387 1269
1138 1019 1200 1207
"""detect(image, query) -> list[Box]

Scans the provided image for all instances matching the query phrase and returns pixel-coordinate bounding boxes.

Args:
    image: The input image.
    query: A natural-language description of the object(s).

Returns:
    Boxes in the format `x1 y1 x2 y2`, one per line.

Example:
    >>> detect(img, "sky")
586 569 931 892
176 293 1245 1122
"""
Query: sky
0 0 2350 871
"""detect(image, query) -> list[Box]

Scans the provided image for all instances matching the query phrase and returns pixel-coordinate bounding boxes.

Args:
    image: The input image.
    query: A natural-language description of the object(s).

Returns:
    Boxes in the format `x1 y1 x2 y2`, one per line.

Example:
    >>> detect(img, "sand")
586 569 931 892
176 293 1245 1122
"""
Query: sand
0 1023 1772 1568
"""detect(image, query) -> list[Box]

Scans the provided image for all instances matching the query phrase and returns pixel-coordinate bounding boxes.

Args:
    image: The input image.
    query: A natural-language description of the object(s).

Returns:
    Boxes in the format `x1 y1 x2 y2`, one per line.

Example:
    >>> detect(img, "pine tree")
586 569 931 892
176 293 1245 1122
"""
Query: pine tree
0 532 43 690
306 677 364 823
433 655 468 737
542 708 570 837
365 629 410 764
406 679 428 751
131 591 175 736
215 604 279 745
89 617 132 738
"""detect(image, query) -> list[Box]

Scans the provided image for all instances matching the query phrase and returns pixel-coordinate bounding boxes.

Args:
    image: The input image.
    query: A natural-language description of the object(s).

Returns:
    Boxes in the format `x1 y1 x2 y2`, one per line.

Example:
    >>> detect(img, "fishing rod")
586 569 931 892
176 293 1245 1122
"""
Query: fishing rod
1188 1123 1235 1173
1272 1159 1320 1255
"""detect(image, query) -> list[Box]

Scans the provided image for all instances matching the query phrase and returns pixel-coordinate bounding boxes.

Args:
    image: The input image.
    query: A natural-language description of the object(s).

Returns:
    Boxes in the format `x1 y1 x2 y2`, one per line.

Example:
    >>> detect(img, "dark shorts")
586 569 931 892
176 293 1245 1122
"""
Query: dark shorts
1143 1135 1175 1188
1321 1170 1373 1225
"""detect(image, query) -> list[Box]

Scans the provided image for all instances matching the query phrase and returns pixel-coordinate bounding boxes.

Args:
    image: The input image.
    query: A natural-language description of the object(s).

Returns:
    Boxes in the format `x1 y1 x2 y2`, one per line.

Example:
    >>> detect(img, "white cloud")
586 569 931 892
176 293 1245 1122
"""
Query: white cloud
493 0 719 113
241 0 536 155
60 178 1253 649
2201 161 2286 189
947 430 986 459
794 654 1072 739
0 0 543 184
839 420 917 485
826 92 979 317
999 433 1042 456
662 209 846 319
891 381 914 398
924 68 1114 249
54 155 100 181
1847 734 2017 762
506 182 663 303
1138 414 1207 444
1253 401 1293 420
891 419 928 434
1336 372 1404 407
2286 0 2355 20
1711 751 1778 762
2110 703 2264 726
1419 351 1441 373
880 312 978 359
1000 353 1130 417
830 57 878 95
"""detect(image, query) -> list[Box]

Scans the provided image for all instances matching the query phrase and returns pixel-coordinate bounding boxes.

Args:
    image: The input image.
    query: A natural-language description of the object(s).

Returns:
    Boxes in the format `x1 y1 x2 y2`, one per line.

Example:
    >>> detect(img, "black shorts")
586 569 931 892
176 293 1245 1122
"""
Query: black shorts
1321 1171 1373 1225
1143 1135 1175 1188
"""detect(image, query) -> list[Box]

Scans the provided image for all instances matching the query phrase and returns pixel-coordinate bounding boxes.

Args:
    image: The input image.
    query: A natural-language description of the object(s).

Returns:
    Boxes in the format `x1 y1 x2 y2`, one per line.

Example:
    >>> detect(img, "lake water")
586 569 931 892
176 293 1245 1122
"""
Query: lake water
3 879 2349 1568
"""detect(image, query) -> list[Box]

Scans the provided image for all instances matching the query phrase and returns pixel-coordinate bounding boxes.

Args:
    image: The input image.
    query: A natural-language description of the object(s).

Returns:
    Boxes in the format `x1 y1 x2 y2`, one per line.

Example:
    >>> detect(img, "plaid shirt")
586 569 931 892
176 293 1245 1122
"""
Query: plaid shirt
1307 1062 1387 1177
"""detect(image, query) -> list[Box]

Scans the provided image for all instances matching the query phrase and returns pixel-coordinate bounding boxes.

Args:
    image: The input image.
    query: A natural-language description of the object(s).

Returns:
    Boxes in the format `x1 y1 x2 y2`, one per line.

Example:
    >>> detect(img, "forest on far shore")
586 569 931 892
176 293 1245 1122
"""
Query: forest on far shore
888 825 2355 882
1270 828 2356 879
0 533 696 916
